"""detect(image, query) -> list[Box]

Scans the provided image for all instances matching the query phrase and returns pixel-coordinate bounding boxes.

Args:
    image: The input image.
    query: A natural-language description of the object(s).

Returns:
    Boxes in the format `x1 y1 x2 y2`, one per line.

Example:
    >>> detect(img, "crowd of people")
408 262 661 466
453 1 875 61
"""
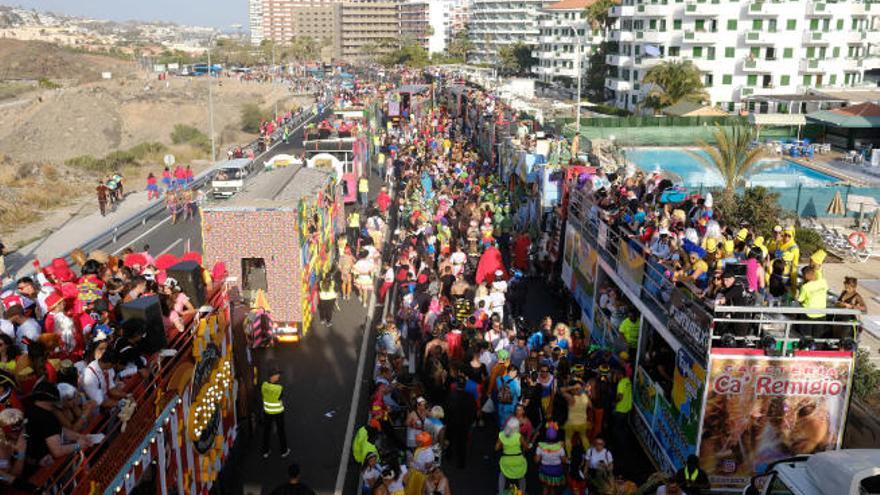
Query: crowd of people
342 82 712 495
0 247 217 489
578 168 866 345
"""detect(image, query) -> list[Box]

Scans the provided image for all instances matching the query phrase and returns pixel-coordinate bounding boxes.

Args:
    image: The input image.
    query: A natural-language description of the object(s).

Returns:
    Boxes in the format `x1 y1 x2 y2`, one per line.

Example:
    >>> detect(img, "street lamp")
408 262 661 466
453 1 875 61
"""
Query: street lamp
207 33 216 163
573 22 584 133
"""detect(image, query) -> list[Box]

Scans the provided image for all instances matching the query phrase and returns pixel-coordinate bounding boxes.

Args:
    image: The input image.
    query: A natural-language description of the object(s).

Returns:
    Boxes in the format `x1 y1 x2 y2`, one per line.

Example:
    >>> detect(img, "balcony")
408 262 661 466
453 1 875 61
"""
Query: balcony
565 187 863 356
606 53 633 66
609 30 635 42
742 58 772 72
806 1 833 16
609 5 635 17
744 30 782 45
803 31 830 45
846 30 868 43
635 55 664 67
746 1 787 17
842 57 866 71
605 77 631 91
635 3 670 16
851 1 872 16
635 30 670 43
684 0 722 16
682 29 717 44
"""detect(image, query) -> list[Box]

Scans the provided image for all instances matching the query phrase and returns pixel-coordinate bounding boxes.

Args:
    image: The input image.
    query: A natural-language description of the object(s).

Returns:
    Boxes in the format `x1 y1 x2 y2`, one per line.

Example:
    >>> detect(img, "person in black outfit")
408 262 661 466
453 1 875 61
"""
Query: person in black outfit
268 463 317 495
443 375 476 468
716 266 750 338
674 454 711 495
112 319 149 380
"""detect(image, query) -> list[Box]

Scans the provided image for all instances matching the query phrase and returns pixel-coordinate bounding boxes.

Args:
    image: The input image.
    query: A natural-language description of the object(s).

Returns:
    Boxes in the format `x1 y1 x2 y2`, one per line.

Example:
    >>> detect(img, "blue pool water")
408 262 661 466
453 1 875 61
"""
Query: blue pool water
625 148 840 188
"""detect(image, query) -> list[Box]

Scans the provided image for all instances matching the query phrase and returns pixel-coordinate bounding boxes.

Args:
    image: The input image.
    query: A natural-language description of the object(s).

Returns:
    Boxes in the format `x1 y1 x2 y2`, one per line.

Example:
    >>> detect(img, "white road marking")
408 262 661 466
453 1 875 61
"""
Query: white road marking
158 238 182 255
112 216 171 255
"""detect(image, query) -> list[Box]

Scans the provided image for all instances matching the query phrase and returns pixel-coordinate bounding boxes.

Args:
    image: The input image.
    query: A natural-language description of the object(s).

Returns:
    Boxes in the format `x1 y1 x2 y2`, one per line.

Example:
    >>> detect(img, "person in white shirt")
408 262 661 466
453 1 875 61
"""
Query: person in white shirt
81 351 123 409
4 306 40 349
16 277 56 321
583 437 614 473
656 480 688 495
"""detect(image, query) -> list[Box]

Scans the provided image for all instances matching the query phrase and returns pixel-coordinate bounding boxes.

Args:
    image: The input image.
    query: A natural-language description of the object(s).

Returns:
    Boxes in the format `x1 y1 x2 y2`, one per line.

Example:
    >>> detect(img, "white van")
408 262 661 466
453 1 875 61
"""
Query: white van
744 450 880 495
211 159 252 198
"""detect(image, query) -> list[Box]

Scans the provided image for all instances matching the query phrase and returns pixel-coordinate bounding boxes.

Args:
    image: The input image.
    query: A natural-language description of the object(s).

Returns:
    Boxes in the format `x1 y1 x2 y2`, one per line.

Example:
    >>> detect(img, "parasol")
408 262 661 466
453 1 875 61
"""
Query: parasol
826 190 845 216
870 209 880 237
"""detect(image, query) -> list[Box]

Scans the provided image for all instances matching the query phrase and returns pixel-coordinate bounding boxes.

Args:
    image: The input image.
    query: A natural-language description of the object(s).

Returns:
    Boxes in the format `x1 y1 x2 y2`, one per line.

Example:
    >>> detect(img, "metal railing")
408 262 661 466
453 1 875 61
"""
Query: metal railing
4 100 329 291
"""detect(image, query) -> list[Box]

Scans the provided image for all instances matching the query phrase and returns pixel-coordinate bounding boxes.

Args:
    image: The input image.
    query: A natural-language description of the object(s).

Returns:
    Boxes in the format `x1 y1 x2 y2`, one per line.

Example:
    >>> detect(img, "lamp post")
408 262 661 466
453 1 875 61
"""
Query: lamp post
207 33 216 163
573 22 584 133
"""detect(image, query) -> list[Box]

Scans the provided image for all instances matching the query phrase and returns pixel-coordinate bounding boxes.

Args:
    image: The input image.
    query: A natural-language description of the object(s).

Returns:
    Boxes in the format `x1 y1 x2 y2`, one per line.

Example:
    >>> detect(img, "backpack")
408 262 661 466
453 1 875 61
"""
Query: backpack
246 309 277 348
498 377 514 405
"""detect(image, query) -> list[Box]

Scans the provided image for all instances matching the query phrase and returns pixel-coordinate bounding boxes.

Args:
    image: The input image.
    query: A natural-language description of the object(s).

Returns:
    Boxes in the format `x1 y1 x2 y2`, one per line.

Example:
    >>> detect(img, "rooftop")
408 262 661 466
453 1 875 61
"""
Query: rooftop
812 88 880 104
545 0 601 9
205 165 334 210
807 102 880 128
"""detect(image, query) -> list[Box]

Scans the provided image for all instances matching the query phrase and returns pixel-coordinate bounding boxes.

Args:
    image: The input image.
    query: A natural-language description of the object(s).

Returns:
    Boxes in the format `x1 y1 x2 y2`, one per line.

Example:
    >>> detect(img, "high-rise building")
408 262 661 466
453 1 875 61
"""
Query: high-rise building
468 0 554 65
532 0 604 89
606 0 880 112
400 1 431 49
291 3 342 59
399 0 468 54
340 1 403 60
249 0 264 45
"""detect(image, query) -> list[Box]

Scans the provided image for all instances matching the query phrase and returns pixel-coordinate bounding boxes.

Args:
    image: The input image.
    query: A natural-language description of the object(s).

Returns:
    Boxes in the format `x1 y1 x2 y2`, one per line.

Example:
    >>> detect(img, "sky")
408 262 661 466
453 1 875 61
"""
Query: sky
7 0 247 30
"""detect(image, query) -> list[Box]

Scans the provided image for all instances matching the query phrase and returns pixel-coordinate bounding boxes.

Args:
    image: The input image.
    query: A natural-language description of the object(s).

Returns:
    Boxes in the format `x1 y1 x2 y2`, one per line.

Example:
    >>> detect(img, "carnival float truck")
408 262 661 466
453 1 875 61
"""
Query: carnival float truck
202 165 342 343
561 185 864 493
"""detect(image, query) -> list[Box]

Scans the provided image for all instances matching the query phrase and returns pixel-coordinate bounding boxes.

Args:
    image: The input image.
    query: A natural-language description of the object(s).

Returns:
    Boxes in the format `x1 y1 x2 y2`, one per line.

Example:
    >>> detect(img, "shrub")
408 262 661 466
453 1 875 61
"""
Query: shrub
37 78 61 90
170 125 211 153
129 142 167 159
591 104 631 117
795 228 826 261
240 103 271 134
853 349 880 404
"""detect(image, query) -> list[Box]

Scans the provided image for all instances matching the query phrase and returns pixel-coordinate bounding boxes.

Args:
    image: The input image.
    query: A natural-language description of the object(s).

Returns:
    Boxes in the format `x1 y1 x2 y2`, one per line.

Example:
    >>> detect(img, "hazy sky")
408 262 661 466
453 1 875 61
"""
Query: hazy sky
7 1 247 30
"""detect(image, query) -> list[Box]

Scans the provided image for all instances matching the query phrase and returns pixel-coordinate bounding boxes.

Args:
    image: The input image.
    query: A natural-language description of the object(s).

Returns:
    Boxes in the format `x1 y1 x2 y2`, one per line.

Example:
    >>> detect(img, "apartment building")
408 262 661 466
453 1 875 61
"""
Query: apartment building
340 1 402 60
533 0 605 88
400 1 431 49
606 0 880 113
398 0 472 54
249 0 264 45
250 0 338 45
291 4 342 58
468 0 554 64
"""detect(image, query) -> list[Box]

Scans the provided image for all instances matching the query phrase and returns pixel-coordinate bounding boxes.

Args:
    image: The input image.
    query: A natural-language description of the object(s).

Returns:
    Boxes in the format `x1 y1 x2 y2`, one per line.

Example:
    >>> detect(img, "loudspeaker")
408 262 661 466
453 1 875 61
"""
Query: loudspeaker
120 295 166 353
167 260 206 307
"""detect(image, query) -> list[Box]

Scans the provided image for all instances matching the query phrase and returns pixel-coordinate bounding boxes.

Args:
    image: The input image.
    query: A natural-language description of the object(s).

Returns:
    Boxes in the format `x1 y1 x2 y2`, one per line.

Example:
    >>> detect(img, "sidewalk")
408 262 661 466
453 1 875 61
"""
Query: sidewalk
6 186 161 280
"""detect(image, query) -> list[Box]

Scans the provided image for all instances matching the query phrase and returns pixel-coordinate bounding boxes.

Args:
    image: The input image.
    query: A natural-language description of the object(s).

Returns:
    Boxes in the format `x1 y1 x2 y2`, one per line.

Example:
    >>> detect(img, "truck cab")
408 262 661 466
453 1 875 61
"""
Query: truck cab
211 159 252 198
744 450 880 495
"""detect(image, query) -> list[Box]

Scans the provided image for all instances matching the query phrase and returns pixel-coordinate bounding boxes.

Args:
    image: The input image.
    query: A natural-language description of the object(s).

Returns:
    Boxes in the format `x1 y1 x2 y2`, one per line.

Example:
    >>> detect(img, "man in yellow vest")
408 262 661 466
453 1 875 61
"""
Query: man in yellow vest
674 454 710 494
347 210 361 248
261 368 290 459
358 176 369 207
797 265 828 340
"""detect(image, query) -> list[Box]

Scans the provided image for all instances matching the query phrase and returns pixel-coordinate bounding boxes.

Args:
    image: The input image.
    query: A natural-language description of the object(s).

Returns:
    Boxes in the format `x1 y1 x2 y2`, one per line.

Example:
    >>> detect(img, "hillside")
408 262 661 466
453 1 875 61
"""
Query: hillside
0 38 135 84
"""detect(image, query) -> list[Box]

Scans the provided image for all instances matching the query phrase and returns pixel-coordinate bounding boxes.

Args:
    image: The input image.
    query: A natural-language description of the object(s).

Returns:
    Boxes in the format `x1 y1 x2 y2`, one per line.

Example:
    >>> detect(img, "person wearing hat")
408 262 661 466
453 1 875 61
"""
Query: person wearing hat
535 422 567 494
796 265 828 339
405 396 429 450
261 367 291 459
0 407 26 484
25 382 93 465
714 266 750 338
779 226 800 292
808 249 826 282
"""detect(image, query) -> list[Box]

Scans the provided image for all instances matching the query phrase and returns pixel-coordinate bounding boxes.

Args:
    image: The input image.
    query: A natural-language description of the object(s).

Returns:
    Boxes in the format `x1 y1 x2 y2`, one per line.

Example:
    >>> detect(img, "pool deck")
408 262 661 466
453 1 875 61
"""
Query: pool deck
785 153 880 188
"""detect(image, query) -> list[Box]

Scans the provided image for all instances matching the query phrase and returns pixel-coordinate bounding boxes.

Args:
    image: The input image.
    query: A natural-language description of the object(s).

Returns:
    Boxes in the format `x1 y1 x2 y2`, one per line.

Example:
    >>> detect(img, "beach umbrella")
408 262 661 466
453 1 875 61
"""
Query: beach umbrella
826 190 845 216
870 209 880 237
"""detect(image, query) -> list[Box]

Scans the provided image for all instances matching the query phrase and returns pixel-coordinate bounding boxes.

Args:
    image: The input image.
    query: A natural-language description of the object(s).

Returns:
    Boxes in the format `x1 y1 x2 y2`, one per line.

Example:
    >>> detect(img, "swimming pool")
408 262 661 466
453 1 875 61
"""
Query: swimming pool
625 148 840 188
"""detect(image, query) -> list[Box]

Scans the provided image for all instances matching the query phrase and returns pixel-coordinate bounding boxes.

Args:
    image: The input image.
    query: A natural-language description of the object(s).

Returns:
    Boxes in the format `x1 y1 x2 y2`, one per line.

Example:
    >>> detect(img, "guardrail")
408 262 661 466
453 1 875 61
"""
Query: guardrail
5 99 330 290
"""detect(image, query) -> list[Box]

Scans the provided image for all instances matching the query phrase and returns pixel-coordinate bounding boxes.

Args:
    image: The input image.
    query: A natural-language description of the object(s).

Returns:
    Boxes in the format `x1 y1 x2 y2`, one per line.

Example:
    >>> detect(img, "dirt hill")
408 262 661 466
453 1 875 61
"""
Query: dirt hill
0 39 135 84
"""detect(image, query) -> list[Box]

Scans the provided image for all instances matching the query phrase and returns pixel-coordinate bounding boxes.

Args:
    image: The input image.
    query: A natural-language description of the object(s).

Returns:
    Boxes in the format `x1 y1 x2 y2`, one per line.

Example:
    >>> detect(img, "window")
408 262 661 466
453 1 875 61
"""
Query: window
809 19 819 30
752 19 762 30
781 75 790 86
806 46 815 58
650 19 657 29
669 46 680 56
750 47 760 58
722 74 732 84
631 94 638 105
242 258 268 296
803 74 812 86
705 74 713 87
829 74 837 85
696 19 705 31
725 47 735 58
693 46 703 57
707 46 715 60
836 19 843 30
832 47 840 58
787 19 797 30
747 74 757 86
727 19 737 30
673 19 682 29
660 19 667 31
783 47 793 59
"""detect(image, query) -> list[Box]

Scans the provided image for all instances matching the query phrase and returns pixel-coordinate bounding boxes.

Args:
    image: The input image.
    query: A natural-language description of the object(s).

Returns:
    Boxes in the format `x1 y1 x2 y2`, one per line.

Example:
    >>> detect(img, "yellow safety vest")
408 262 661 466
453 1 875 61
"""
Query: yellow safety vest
358 178 369 193
349 212 360 228
798 278 828 319
684 466 698 482
319 281 337 300
262 381 284 414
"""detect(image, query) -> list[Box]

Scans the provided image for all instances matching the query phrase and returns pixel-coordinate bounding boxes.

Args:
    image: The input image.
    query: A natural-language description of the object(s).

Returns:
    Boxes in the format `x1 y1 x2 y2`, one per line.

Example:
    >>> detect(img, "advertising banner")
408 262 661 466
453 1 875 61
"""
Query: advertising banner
617 238 646 295
668 289 713 364
562 224 598 328
698 354 854 490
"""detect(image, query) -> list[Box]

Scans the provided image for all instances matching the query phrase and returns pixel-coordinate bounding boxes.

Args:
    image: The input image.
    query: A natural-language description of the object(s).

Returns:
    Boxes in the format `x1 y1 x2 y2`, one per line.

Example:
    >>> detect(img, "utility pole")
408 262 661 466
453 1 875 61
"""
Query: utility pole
272 42 278 118
207 34 216 163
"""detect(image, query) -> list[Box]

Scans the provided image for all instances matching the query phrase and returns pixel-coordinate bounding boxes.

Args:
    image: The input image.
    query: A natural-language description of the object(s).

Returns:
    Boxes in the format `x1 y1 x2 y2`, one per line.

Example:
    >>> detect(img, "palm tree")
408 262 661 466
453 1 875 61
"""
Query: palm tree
690 125 766 205
586 0 616 30
642 60 709 112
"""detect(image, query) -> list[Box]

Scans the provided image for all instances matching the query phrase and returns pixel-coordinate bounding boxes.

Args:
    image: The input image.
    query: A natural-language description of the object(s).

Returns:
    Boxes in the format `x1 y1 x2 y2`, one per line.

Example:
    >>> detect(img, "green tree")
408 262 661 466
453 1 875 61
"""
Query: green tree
691 125 765 206
446 29 473 61
288 35 318 62
170 125 211 153
240 103 271 133
498 42 536 76
642 60 709 111
584 0 616 99
381 38 429 68
586 0 616 30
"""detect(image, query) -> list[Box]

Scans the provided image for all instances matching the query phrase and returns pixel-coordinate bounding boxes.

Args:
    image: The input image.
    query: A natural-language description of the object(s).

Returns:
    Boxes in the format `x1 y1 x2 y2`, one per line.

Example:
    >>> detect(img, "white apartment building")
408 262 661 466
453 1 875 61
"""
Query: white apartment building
606 0 880 113
532 0 605 88
249 0 264 45
468 0 554 64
